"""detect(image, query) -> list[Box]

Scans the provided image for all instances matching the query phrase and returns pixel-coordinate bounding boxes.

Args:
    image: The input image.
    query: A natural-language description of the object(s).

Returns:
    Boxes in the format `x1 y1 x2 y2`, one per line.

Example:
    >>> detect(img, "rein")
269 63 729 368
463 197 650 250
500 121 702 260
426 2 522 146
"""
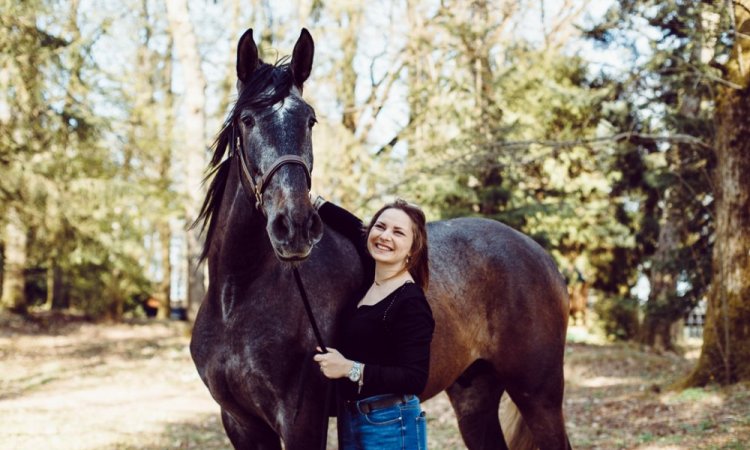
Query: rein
292 267 328 353
231 124 331 449
292 266 332 450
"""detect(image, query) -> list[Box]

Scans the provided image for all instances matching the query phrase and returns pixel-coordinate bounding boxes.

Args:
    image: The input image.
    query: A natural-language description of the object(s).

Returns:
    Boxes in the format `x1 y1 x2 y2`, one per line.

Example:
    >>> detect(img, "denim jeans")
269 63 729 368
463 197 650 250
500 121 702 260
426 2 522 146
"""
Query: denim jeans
337 394 427 450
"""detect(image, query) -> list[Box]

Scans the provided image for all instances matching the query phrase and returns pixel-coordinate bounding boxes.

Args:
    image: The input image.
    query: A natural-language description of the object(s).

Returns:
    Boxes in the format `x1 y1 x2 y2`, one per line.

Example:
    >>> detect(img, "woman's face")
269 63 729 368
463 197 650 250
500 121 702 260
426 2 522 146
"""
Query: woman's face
367 208 414 267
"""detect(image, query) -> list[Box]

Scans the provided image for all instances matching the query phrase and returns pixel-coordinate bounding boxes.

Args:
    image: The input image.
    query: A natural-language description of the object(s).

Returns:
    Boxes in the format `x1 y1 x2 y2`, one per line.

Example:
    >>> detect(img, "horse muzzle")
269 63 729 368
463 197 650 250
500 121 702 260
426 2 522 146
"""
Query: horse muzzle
266 207 323 261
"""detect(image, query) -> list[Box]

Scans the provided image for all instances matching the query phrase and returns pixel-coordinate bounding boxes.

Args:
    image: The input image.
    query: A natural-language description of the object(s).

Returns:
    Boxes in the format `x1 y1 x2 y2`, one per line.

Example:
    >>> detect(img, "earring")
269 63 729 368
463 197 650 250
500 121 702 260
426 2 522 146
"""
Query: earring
406 255 411 264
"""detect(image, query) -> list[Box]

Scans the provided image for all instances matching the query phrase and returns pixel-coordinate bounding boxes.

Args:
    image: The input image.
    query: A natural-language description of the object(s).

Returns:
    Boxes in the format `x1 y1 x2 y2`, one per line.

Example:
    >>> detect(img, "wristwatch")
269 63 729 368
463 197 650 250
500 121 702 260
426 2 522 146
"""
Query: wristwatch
348 361 362 382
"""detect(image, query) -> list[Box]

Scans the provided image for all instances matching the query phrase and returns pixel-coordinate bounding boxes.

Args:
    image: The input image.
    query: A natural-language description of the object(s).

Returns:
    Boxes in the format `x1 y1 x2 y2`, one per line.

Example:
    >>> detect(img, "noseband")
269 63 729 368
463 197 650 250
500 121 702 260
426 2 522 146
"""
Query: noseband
233 126 312 212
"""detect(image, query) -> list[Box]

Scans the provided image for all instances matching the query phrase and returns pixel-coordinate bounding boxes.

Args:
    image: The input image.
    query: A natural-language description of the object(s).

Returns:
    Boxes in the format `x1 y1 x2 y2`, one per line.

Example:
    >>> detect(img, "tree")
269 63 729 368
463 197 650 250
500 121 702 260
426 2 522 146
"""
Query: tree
397 0 629 293
1 0 161 318
166 0 208 320
584 0 719 342
685 0 750 385
1 208 27 313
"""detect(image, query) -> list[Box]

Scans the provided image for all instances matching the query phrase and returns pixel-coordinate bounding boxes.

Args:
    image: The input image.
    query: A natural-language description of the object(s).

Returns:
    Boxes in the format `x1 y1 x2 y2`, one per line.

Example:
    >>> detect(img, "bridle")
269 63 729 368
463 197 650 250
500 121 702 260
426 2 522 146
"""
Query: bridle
232 119 331 450
233 125 311 212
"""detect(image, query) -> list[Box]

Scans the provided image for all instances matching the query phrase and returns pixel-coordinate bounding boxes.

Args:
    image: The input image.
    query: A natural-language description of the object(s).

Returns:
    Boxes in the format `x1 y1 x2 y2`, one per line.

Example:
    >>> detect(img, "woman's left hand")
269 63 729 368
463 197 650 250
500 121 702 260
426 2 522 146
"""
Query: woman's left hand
313 347 353 379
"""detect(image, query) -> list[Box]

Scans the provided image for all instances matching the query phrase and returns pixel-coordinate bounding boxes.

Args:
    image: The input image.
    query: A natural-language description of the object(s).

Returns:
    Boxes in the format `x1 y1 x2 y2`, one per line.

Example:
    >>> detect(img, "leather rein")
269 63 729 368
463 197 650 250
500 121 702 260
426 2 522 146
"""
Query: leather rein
232 124 332 448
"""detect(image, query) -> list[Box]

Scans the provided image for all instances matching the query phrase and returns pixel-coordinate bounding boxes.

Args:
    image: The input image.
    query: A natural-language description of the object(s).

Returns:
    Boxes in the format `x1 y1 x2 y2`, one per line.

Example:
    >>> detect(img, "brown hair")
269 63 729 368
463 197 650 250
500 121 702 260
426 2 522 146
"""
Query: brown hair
365 199 429 290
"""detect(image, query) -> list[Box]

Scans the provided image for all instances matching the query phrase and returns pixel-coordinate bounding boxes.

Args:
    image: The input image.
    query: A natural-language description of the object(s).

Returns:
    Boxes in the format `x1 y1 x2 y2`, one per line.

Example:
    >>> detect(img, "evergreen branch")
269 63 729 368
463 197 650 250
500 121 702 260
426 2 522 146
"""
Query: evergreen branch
487 132 714 152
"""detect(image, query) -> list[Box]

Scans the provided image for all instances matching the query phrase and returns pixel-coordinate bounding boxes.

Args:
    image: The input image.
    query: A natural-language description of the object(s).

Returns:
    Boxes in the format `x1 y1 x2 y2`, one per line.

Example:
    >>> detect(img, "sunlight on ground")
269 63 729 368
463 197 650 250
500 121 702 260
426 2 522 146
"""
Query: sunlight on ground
566 324 608 345
4 317 747 450
0 321 228 450
576 375 643 388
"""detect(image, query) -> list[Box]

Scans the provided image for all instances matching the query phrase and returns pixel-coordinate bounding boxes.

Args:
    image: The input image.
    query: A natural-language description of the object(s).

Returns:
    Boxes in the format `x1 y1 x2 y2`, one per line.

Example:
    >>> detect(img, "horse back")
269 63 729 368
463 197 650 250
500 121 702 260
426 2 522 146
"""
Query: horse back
423 217 569 397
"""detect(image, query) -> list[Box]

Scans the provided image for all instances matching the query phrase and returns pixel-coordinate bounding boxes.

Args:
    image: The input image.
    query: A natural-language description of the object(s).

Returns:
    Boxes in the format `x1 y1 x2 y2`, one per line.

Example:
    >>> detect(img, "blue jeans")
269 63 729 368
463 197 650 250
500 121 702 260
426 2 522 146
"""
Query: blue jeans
337 394 427 450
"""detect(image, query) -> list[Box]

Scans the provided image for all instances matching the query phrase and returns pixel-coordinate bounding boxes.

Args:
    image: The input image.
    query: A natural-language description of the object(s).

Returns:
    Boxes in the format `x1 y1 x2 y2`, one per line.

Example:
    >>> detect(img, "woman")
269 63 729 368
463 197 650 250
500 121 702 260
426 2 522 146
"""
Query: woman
313 198 435 450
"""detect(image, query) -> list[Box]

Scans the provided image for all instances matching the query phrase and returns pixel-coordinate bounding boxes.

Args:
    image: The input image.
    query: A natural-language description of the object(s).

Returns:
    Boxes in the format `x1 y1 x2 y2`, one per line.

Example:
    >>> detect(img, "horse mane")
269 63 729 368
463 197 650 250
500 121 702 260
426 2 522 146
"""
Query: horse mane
194 58 294 262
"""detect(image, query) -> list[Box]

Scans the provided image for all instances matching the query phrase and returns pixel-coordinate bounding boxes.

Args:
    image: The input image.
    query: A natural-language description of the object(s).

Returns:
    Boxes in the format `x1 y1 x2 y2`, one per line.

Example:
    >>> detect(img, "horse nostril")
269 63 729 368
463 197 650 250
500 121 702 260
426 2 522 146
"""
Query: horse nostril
271 214 291 242
308 211 323 242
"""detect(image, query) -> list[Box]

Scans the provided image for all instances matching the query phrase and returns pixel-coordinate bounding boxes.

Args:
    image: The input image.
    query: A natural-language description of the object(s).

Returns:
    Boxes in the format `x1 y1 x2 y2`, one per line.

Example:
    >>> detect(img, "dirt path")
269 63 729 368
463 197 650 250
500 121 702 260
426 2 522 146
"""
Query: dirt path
0 315 228 450
1 315 747 449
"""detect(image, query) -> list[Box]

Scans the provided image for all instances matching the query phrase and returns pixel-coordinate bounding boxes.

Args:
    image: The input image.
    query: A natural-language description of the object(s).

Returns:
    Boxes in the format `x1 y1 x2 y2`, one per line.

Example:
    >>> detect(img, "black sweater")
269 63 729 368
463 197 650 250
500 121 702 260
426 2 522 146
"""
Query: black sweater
318 202 435 400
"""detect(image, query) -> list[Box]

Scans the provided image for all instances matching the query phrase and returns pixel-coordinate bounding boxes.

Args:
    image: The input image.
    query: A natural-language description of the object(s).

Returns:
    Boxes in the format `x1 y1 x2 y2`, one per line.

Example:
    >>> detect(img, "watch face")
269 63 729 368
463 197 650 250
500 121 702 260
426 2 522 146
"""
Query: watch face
349 363 360 381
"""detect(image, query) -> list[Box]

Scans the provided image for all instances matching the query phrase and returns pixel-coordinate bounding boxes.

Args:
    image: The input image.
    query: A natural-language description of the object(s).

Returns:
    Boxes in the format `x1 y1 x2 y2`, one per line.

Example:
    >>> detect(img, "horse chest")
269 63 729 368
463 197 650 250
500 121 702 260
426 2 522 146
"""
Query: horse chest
196 324 305 426
194 299 303 393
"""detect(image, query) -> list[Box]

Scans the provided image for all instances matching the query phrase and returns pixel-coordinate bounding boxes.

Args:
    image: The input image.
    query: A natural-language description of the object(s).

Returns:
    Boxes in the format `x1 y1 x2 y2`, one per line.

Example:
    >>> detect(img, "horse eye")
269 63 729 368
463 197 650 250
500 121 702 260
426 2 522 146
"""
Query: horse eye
308 117 317 128
242 116 255 128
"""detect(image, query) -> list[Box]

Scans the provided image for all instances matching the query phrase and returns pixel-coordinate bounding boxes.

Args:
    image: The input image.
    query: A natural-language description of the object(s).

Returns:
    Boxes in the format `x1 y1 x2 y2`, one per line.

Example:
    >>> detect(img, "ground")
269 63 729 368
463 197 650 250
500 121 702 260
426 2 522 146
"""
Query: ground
1 313 748 449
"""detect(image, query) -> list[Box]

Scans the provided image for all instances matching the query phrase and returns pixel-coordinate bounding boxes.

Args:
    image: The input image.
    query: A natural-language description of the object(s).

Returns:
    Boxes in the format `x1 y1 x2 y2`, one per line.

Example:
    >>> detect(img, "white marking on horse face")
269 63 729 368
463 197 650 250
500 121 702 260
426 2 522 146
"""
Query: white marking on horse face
272 97 295 121
270 86 303 122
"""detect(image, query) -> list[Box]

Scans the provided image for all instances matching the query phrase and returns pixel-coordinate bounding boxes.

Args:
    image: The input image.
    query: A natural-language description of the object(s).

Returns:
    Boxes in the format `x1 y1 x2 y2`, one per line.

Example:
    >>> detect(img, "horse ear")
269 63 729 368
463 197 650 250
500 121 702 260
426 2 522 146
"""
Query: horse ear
237 28 259 83
291 28 314 88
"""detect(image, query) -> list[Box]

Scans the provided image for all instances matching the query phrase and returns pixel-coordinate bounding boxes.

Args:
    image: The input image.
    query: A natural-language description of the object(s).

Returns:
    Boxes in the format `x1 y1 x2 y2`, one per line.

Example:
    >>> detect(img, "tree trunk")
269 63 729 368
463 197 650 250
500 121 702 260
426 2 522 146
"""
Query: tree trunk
216 0 242 118
107 269 124 321
166 0 207 321
639 7 706 351
683 1 750 385
1 208 27 314
638 165 686 351
158 220 172 319
45 259 66 310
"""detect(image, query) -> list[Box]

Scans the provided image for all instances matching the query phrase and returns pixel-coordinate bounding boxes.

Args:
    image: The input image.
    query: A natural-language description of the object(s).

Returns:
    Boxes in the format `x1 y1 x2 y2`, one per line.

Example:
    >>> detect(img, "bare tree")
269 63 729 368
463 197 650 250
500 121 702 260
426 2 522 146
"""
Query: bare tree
166 0 208 320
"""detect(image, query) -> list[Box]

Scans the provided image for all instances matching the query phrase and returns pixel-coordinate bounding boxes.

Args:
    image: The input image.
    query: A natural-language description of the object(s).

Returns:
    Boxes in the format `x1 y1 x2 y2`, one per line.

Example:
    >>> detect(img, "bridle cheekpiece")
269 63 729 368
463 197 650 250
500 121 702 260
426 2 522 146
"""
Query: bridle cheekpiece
233 125 312 213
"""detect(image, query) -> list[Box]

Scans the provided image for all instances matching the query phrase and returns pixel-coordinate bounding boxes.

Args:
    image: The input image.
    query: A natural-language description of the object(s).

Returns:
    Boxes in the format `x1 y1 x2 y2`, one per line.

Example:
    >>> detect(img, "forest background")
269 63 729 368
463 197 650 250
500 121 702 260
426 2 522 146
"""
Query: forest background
1 0 749 404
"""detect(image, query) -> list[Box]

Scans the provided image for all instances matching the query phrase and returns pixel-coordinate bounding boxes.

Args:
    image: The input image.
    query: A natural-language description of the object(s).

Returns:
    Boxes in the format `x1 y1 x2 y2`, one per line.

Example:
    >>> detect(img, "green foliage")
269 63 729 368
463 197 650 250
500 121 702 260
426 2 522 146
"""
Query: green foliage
585 0 721 343
593 295 640 340
0 0 724 330
391 5 636 299
0 0 178 318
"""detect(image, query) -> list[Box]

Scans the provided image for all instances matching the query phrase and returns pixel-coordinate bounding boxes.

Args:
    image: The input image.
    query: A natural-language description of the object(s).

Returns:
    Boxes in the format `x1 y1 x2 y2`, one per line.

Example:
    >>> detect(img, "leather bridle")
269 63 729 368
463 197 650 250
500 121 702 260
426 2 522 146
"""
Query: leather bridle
233 125 312 212
232 123 331 450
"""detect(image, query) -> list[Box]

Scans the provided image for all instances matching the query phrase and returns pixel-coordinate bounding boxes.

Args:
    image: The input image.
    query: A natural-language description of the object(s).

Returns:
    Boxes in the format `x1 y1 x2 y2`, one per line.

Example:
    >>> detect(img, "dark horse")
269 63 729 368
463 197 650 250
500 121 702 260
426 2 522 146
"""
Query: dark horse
192 28 572 450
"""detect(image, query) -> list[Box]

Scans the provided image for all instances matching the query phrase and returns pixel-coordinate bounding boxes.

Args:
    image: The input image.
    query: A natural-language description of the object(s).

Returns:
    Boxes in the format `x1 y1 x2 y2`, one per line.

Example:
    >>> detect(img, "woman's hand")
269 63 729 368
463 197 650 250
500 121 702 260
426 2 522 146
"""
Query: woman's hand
313 347 353 379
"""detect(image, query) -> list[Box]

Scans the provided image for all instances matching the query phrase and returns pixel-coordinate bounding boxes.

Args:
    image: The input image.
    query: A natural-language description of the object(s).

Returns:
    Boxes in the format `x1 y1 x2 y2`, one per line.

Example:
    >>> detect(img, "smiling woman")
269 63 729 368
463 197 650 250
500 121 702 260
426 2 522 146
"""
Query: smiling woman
313 198 434 450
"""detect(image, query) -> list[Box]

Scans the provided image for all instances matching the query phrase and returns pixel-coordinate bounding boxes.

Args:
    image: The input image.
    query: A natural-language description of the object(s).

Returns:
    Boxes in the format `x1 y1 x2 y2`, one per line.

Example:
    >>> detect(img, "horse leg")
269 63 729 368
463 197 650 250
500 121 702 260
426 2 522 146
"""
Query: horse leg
446 360 508 450
221 409 281 450
506 382 571 450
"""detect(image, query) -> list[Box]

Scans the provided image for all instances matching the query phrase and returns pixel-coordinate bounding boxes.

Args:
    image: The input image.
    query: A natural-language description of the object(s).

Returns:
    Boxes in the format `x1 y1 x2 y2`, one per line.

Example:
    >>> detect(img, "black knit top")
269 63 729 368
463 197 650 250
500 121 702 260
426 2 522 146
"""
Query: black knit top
339 282 434 400
318 202 435 400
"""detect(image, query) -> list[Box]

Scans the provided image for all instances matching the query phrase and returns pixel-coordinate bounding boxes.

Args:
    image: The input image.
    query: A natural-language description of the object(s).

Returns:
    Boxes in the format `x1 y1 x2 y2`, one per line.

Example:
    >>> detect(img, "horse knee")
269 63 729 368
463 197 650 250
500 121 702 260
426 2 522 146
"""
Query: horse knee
221 410 281 450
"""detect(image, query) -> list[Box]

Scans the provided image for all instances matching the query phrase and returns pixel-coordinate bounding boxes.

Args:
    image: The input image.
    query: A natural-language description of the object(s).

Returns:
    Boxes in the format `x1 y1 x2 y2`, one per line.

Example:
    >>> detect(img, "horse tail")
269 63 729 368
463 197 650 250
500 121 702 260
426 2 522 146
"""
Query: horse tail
500 394 537 450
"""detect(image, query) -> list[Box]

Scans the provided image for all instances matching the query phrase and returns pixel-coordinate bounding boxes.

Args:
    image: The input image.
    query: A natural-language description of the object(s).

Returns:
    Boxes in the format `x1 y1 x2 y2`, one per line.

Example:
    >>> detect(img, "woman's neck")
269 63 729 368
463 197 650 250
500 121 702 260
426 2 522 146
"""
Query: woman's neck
373 263 411 286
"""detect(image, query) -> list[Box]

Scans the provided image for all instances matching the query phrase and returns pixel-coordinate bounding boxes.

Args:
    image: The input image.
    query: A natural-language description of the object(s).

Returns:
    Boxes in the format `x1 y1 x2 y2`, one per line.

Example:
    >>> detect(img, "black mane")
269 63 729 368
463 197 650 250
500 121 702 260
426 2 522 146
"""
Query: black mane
194 59 294 261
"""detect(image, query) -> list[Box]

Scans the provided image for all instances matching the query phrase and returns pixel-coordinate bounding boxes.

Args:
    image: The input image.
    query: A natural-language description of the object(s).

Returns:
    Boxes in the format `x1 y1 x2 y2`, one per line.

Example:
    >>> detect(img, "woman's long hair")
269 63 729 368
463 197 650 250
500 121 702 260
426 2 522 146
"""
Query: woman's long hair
366 199 429 290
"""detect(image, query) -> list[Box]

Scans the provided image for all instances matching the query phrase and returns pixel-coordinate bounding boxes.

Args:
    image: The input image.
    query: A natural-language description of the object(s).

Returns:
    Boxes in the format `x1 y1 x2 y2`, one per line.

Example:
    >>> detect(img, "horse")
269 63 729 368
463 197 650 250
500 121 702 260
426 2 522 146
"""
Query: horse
191 28 572 450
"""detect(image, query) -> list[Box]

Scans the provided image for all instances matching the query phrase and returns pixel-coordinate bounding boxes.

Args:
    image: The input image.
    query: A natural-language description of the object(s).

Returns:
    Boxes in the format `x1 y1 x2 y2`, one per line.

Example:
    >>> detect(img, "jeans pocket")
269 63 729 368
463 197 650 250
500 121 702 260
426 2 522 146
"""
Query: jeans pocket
416 411 427 450
364 405 403 425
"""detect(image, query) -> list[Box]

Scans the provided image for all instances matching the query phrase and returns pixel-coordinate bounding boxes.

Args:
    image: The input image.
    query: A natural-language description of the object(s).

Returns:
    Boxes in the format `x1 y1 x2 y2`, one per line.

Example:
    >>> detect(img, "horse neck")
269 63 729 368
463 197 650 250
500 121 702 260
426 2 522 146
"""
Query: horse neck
208 156 275 279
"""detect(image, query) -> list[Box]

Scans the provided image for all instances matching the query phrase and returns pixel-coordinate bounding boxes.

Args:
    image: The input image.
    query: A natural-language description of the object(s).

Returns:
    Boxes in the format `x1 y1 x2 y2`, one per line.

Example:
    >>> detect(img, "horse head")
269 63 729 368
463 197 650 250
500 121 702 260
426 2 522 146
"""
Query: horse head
233 28 322 261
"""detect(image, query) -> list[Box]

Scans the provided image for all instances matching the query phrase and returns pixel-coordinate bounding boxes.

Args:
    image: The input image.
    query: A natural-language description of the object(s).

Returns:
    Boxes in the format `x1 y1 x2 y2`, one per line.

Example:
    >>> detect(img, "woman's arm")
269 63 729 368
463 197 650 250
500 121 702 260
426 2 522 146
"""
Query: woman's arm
316 199 375 279
316 200 365 244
